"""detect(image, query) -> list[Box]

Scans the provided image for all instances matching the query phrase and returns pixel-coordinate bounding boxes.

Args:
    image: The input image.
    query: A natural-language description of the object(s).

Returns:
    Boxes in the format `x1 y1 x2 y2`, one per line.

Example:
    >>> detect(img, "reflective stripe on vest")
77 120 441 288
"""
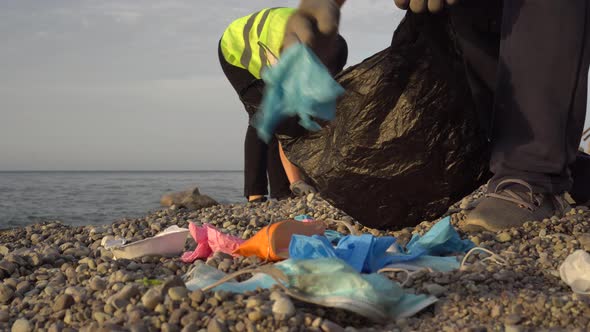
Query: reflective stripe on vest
221 7 295 79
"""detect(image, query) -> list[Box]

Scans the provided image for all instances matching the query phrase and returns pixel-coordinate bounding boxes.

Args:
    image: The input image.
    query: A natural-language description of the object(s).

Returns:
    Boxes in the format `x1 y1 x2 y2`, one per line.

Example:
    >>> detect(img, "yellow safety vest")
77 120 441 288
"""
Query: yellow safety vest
221 7 296 79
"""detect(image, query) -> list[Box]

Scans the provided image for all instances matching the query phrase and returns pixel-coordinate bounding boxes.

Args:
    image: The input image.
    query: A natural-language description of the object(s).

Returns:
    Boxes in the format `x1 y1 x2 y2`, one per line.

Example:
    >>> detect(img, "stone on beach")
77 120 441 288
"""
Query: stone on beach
160 186 218 210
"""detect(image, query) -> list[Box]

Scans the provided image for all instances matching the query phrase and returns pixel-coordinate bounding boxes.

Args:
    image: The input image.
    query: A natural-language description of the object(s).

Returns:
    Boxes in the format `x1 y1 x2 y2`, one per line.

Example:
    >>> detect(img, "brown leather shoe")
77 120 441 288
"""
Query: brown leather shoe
461 179 570 232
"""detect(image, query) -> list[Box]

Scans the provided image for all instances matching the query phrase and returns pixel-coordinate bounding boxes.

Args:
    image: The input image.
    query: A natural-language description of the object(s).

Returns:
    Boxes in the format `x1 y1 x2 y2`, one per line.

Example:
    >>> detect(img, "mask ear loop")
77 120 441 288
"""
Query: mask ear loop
460 247 508 271
326 218 360 236
377 267 433 287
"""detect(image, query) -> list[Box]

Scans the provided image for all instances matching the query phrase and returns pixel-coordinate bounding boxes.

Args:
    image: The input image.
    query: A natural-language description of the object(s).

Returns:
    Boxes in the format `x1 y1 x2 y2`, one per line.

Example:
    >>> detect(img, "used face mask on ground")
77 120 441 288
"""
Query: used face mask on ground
288 216 474 273
102 225 189 260
184 258 437 322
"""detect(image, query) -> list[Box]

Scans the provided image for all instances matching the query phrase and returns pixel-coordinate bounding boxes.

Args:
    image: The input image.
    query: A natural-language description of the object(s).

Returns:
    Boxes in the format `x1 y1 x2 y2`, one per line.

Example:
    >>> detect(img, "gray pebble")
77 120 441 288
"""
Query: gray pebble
0 284 14 304
246 297 263 309
11 318 32 332
321 319 345 332
0 260 16 274
247 311 263 322
181 323 199 332
15 281 31 295
207 319 228 332
93 312 111 325
53 294 75 312
162 323 181 332
272 296 296 319
312 317 323 328
504 314 521 325
577 233 590 251
0 310 9 322
114 284 139 301
190 289 204 304
496 233 512 243
504 325 523 332
218 259 232 272
168 286 189 301
142 288 163 310
89 277 107 291
423 283 448 297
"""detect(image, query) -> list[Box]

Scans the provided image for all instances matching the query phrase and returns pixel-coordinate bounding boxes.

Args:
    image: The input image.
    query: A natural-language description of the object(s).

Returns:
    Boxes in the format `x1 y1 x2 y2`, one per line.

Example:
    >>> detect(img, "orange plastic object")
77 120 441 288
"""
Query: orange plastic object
233 219 326 261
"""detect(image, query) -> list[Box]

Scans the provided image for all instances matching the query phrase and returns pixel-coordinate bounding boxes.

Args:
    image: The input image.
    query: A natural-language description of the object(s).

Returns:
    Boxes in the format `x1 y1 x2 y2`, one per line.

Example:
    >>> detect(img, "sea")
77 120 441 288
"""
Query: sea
0 171 244 228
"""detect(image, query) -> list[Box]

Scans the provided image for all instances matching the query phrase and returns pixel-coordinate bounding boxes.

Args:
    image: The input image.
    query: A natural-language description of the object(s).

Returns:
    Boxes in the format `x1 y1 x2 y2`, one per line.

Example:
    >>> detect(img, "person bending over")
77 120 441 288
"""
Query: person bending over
219 7 348 203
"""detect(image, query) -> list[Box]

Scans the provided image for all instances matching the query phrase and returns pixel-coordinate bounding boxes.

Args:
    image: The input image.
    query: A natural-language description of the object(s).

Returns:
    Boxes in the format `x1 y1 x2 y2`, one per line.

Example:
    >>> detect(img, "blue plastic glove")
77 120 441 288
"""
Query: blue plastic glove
253 43 345 143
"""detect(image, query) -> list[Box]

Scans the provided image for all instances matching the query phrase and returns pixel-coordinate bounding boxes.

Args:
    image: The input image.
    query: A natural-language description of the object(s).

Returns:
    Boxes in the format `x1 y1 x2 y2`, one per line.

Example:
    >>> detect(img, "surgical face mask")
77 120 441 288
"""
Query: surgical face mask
185 258 437 322
184 261 277 293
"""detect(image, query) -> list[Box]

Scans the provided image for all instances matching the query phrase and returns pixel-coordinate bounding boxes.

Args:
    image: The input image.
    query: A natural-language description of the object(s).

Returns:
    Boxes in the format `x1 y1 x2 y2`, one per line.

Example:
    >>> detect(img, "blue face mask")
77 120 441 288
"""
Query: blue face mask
288 216 474 273
184 258 436 322
380 255 461 273
184 261 277 293
406 216 474 256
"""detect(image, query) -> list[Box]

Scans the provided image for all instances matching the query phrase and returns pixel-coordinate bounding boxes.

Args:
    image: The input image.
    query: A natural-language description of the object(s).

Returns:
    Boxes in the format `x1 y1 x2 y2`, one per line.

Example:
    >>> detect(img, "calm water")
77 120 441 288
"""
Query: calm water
0 171 244 228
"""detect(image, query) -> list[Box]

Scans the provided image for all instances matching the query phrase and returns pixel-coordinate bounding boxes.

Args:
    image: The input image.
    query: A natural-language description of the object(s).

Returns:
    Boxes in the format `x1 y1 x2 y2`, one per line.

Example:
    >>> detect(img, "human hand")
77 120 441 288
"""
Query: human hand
290 180 317 196
283 0 341 67
393 0 459 13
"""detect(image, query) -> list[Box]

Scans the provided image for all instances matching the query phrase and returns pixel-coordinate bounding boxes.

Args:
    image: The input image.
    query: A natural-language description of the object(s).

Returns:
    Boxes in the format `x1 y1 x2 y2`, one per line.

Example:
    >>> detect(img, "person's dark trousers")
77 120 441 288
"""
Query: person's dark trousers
217 42 291 199
452 0 590 195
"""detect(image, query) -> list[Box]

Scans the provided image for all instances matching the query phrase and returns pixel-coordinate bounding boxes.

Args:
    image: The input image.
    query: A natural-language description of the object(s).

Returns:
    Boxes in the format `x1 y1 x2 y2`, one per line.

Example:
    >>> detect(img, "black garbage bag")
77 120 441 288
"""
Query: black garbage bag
280 12 490 229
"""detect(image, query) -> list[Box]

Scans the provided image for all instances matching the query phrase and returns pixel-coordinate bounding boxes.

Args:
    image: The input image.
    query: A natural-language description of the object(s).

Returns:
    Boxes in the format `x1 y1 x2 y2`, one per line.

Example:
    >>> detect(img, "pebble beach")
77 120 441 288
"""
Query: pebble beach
1 191 590 332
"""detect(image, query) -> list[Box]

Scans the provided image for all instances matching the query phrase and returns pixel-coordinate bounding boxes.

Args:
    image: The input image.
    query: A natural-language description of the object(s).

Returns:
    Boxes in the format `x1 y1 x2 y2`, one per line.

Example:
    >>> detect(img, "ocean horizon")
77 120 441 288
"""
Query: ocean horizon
0 171 245 228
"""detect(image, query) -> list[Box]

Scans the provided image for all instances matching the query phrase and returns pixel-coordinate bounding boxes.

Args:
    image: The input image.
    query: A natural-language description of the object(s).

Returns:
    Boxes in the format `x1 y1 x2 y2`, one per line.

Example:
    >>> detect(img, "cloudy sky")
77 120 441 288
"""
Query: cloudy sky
0 1 588 171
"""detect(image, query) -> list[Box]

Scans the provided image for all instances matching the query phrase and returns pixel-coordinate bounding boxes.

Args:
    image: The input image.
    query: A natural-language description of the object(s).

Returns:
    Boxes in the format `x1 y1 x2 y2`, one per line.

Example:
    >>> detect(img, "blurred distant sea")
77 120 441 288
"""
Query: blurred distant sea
0 171 243 228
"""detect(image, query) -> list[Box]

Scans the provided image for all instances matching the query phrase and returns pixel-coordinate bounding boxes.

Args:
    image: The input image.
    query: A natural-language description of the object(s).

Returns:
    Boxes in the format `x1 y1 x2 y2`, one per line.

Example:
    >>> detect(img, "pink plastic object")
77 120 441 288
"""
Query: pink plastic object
181 222 245 263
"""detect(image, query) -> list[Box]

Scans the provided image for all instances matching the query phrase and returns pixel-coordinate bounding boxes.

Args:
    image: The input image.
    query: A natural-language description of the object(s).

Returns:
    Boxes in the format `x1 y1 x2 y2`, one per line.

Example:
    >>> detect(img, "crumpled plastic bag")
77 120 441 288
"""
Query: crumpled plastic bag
559 249 590 294
253 43 345 143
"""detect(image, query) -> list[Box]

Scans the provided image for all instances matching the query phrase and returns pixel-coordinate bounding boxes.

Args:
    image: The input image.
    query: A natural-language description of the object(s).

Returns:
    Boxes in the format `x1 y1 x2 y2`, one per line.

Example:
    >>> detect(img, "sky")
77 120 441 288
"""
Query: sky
0 1 588 171
0 0 401 171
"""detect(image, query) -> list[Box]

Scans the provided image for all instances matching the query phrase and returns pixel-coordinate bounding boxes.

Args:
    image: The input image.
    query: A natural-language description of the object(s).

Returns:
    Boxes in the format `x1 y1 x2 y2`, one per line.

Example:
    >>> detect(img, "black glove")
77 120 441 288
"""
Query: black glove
290 180 317 196
394 0 460 13
283 0 341 68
